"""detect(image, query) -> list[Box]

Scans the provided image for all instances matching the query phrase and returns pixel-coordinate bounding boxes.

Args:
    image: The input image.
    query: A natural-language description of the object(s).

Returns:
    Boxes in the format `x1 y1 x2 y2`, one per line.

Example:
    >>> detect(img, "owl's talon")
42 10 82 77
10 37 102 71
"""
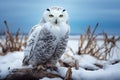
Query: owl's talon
33 65 46 71
37 65 46 71
45 64 58 71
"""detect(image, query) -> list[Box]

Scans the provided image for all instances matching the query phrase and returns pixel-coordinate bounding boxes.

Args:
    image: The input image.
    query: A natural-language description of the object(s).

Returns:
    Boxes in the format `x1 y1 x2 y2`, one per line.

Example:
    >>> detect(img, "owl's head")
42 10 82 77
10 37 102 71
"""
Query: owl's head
41 6 69 25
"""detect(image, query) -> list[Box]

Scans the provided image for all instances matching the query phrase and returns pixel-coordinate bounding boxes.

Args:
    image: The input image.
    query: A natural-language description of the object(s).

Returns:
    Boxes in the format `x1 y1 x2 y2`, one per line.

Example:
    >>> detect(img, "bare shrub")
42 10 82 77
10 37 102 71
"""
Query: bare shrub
0 20 27 55
77 23 120 60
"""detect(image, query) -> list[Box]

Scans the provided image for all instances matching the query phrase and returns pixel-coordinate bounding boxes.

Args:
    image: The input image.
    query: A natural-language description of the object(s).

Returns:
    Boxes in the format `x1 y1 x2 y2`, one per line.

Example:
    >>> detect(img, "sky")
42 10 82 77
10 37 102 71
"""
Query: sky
0 0 120 35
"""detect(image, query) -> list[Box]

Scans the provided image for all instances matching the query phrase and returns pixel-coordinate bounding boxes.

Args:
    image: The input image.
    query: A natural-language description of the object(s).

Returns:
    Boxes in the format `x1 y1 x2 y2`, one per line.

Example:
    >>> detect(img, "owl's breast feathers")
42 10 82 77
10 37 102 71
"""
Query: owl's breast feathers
23 24 69 66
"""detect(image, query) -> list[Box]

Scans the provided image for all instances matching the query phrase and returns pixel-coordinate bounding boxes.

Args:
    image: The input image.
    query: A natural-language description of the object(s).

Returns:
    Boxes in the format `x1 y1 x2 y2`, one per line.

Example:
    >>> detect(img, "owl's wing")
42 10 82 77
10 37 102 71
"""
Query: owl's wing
23 25 42 65
28 27 57 64
53 31 69 58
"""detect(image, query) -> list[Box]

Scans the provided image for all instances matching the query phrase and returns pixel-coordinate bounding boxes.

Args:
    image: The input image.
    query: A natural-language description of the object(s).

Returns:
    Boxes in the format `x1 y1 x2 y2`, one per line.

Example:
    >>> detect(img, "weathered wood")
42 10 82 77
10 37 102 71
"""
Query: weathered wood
4 68 64 80
64 67 72 80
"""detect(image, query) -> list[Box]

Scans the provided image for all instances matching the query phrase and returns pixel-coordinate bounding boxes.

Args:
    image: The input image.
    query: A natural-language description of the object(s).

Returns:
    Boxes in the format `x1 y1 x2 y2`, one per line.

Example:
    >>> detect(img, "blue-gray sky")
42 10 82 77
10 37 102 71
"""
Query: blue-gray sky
0 0 120 35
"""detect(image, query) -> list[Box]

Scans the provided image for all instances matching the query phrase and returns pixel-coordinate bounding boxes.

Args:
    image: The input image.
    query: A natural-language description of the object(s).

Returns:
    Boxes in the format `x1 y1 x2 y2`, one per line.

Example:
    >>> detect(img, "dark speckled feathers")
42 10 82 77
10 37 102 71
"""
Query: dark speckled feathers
23 27 69 66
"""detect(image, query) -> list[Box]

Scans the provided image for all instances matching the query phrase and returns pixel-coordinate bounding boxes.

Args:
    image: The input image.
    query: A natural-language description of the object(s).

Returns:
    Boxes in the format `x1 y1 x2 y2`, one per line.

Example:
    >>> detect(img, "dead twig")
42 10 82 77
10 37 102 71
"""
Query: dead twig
64 67 72 80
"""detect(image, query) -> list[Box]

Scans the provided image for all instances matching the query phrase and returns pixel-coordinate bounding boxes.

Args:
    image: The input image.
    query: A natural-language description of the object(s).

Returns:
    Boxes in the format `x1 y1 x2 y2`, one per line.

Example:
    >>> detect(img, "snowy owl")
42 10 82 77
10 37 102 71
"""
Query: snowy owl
22 6 70 67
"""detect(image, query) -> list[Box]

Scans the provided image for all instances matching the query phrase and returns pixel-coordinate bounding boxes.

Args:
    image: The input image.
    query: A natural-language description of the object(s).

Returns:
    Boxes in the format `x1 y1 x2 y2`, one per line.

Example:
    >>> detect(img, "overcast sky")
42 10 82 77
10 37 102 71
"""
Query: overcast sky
0 0 120 35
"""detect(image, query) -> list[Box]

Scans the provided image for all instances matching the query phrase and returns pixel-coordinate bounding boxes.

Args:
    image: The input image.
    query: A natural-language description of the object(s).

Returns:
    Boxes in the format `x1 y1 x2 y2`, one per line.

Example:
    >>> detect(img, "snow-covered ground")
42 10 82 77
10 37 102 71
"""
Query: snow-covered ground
0 36 120 80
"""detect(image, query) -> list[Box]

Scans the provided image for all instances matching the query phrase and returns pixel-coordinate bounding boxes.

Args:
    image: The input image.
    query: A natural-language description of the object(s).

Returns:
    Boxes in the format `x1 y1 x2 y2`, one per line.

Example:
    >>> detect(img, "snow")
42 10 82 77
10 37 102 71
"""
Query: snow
74 54 101 70
0 35 120 80
0 51 24 79
40 77 62 80
57 62 120 80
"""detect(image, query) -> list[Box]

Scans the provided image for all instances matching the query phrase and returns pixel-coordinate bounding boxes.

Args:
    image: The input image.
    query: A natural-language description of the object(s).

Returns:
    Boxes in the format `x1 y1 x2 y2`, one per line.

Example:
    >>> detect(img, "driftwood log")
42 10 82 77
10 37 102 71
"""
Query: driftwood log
4 66 73 80
4 68 64 80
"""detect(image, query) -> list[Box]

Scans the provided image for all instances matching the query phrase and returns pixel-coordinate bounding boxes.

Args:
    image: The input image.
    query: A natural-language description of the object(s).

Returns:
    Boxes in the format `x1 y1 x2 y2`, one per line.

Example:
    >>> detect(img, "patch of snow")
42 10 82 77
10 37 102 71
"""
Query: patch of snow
58 63 120 80
0 51 24 79
74 54 100 70
40 77 62 80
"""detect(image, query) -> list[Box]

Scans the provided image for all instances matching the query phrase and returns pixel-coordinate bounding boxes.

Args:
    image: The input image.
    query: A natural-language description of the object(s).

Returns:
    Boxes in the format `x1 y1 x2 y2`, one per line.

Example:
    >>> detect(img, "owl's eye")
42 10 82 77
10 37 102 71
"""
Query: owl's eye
49 14 54 18
59 14 63 18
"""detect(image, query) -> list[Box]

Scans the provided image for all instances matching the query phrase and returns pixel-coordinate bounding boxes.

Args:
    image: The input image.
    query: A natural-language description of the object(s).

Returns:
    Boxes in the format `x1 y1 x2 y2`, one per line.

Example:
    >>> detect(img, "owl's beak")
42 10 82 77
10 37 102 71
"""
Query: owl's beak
55 19 58 24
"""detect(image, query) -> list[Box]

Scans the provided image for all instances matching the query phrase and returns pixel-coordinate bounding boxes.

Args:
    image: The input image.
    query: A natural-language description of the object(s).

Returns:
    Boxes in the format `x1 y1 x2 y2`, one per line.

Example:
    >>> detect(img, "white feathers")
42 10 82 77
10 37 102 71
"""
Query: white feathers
24 24 42 59
42 22 70 38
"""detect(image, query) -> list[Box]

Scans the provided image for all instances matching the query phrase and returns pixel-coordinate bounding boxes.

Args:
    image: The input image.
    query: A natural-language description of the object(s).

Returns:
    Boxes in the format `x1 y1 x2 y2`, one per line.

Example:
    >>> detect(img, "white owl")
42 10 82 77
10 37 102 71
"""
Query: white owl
22 6 70 67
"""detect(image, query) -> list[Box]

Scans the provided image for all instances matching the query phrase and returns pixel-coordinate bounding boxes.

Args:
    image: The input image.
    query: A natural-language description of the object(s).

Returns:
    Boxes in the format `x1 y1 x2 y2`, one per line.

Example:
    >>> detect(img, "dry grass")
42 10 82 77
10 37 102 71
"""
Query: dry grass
0 20 27 55
77 23 120 60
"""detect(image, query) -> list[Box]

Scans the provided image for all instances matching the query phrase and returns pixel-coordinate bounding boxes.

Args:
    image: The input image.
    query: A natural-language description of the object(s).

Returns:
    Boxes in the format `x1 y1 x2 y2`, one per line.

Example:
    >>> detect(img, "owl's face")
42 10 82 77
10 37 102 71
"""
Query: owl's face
43 6 69 25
